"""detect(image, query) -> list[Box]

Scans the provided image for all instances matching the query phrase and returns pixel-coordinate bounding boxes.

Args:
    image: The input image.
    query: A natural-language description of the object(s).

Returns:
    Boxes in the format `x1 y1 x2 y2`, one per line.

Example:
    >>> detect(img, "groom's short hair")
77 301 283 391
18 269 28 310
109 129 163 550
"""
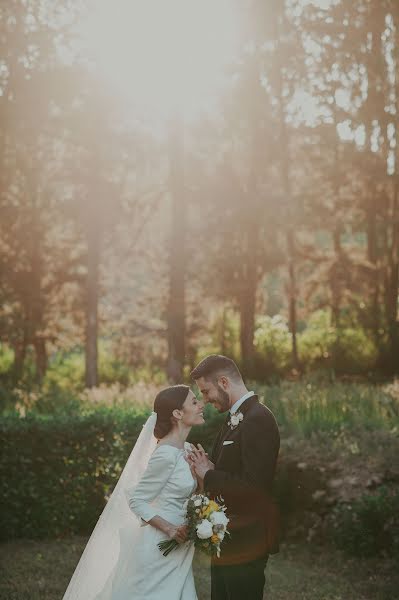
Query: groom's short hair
190 354 242 383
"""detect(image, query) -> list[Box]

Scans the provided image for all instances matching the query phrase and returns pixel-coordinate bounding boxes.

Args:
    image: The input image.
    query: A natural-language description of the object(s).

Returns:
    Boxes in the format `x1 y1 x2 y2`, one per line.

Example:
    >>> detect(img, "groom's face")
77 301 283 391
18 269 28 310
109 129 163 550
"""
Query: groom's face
196 377 230 413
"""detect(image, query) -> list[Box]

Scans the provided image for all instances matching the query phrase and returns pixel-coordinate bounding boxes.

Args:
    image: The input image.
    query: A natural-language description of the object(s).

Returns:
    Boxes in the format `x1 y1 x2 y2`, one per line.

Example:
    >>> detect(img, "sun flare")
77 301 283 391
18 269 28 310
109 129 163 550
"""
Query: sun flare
78 0 240 123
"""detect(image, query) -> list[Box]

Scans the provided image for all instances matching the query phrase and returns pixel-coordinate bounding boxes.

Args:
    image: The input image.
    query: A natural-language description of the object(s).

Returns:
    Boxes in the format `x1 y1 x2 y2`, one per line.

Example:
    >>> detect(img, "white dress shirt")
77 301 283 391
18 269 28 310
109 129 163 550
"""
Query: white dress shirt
230 390 255 415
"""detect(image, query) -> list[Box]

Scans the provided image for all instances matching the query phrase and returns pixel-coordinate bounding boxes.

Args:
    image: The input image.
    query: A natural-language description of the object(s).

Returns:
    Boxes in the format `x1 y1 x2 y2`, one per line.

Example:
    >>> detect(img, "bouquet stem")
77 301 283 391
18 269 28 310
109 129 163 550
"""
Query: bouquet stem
157 539 178 556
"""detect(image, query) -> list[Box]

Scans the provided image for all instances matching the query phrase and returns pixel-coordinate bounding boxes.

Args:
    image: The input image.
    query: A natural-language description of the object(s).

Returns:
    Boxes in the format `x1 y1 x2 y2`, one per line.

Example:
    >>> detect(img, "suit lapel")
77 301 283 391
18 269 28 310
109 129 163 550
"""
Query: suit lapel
211 415 230 463
213 395 259 464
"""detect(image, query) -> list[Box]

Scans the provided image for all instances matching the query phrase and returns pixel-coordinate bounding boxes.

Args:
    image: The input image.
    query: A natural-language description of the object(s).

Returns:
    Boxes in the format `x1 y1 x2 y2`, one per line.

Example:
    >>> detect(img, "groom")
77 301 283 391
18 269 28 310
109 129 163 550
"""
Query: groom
189 354 280 600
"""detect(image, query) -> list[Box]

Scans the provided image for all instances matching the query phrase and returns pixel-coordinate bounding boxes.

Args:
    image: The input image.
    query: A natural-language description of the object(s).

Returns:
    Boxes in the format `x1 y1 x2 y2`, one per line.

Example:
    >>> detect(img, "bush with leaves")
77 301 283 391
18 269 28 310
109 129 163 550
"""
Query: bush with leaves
0 405 223 540
299 310 379 375
330 486 399 558
194 308 241 366
254 315 292 377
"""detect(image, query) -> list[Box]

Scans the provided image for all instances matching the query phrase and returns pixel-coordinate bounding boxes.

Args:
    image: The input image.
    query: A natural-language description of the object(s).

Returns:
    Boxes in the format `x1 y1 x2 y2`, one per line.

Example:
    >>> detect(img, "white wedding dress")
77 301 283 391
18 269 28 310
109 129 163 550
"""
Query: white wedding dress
105 443 198 600
62 413 198 600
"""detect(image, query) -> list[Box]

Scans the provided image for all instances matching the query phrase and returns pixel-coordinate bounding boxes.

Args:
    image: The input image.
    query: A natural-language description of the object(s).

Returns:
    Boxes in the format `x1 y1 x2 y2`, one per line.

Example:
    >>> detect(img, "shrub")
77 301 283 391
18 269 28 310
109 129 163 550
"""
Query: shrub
44 345 132 390
0 344 13 375
254 315 292 377
0 411 144 540
43 351 85 391
299 310 378 375
0 383 20 413
194 308 241 365
43 346 167 391
330 486 399 558
254 381 397 436
1 382 397 545
0 406 223 540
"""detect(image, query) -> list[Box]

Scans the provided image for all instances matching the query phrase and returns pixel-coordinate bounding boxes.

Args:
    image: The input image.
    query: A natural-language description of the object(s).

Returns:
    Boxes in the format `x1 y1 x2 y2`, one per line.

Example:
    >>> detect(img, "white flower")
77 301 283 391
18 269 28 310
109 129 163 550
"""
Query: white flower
196 519 214 539
210 511 229 527
194 498 202 507
228 411 244 429
217 531 225 541
202 496 210 506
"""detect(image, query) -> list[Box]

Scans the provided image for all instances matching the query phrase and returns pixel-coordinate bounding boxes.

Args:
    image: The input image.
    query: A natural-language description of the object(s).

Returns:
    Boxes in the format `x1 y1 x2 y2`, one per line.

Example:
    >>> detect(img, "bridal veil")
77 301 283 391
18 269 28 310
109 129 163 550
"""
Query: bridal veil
62 412 158 600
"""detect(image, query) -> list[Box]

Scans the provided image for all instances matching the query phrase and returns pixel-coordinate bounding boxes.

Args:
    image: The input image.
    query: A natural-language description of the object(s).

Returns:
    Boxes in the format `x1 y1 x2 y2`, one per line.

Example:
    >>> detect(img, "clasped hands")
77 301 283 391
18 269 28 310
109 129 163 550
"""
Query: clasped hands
185 443 215 486
170 445 213 543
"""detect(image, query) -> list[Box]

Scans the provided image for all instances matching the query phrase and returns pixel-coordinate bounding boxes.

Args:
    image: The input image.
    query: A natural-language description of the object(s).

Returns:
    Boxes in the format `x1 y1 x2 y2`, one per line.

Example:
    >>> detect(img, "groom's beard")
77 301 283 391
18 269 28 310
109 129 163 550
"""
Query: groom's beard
215 385 230 413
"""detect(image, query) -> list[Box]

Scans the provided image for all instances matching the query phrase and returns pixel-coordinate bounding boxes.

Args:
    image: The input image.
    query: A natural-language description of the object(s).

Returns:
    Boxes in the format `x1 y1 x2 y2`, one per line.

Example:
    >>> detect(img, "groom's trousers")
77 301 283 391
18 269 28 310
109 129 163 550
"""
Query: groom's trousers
210 554 269 600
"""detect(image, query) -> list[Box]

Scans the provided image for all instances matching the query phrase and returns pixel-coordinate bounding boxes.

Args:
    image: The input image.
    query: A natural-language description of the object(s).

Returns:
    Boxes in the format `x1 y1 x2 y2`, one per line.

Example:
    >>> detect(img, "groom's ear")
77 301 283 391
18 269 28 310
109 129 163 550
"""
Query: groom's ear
218 375 229 390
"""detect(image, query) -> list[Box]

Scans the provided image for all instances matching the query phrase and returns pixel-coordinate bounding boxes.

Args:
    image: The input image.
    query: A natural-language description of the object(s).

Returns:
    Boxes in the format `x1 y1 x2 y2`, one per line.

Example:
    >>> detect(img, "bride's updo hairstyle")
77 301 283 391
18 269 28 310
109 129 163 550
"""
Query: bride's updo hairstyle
153 385 190 440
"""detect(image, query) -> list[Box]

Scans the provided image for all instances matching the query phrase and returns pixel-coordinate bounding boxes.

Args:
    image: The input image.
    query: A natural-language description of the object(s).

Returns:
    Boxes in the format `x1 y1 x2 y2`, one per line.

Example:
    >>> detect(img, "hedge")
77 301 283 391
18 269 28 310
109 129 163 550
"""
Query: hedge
2 409 398 559
0 408 223 540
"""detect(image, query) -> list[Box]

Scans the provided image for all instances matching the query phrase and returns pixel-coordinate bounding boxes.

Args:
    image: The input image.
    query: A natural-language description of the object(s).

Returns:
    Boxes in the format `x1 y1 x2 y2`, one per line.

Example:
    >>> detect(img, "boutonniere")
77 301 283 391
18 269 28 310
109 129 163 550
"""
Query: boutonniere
227 411 244 430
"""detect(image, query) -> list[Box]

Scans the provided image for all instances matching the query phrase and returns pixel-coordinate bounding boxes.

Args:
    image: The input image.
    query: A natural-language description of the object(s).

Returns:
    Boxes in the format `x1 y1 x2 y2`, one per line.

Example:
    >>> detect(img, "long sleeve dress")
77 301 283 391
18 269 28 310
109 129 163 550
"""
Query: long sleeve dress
118 443 198 600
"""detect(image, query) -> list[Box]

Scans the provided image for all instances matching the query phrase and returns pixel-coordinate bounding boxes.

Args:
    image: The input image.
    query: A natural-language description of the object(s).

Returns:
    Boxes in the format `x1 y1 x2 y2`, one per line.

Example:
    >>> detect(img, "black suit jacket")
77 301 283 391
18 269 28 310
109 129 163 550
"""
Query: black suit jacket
204 395 280 565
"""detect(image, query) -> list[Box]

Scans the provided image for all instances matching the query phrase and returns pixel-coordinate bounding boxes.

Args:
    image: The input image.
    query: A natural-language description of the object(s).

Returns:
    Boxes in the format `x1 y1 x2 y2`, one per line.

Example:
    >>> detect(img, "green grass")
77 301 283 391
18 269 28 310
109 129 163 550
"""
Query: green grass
254 382 399 436
3 380 398 435
1 537 397 600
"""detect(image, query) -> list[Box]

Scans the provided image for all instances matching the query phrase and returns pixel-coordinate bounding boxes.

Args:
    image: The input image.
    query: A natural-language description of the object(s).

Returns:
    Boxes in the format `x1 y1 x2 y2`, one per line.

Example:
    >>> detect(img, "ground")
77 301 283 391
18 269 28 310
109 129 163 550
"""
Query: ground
1 537 397 600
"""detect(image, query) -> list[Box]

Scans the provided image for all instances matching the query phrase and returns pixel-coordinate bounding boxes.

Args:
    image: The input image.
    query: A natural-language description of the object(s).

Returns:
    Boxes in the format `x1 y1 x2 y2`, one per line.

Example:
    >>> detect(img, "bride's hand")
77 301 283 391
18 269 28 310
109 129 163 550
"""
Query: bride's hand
184 455 204 492
184 454 198 476
185 444 211 466
168 524 189 544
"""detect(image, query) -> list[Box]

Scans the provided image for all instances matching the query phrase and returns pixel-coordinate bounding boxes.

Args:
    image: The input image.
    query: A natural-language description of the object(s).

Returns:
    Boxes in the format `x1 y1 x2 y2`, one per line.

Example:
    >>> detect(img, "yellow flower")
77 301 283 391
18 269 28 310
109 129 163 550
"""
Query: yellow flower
211 534 219 544
202 500 220 518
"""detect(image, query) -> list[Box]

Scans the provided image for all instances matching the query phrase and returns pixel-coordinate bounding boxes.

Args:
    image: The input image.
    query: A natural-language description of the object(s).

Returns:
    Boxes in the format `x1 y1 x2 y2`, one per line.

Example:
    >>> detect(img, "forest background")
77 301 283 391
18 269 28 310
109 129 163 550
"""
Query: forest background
1 1 399 598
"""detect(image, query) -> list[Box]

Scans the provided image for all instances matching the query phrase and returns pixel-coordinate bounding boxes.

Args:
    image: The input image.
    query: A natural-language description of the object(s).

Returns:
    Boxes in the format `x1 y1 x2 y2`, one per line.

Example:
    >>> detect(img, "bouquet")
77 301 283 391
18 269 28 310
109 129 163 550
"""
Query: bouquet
158 493 229 558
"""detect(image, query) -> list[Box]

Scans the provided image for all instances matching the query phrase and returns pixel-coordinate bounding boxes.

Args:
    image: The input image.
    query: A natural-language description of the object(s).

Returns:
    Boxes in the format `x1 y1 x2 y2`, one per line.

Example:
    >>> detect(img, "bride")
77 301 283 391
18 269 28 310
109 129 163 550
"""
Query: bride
63 384 205 600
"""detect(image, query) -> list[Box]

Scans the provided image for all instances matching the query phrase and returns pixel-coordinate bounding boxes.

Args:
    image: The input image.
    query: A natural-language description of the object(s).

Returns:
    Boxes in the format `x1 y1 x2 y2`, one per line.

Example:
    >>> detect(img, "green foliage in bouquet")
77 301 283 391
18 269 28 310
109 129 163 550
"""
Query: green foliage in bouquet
158 494 229 558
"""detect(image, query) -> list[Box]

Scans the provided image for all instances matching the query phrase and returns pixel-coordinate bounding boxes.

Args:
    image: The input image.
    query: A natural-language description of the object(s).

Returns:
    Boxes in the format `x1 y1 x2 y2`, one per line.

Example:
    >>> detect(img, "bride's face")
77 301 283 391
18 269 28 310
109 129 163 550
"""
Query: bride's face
181 391 205 426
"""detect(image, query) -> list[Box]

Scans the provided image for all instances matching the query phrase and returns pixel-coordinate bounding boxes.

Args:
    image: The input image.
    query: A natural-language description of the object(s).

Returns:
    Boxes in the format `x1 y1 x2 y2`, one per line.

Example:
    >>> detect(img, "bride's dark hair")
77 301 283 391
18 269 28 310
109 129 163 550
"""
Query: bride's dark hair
153 385 190 439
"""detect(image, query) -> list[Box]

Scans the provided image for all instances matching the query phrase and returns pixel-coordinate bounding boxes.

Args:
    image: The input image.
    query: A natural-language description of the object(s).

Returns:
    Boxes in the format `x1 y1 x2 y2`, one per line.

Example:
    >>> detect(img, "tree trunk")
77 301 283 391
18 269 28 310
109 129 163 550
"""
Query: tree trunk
366 194 378 265
331 139 342 329
34 336 48 382
11 335 27 383
85 220 99 388
28 168 48 382
385 176 399 372
273 5 300 372
239 266 256 373
385 16 399 373
287 227 299 371
330 139 343 374
279 107 299 371
366 190 381 340
166 113 186 383
331 224 342 328
220 307 227 356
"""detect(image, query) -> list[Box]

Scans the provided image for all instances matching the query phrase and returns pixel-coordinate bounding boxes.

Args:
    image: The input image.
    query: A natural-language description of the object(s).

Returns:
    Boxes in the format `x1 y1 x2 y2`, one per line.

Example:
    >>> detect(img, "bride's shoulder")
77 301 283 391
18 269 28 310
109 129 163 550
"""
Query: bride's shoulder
152 443 182 456
149 443 181 469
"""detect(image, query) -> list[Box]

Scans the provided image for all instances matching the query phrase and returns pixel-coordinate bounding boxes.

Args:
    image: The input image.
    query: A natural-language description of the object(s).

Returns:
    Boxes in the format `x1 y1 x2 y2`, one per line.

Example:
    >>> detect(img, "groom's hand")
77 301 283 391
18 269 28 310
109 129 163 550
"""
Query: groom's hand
190 444 215 480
